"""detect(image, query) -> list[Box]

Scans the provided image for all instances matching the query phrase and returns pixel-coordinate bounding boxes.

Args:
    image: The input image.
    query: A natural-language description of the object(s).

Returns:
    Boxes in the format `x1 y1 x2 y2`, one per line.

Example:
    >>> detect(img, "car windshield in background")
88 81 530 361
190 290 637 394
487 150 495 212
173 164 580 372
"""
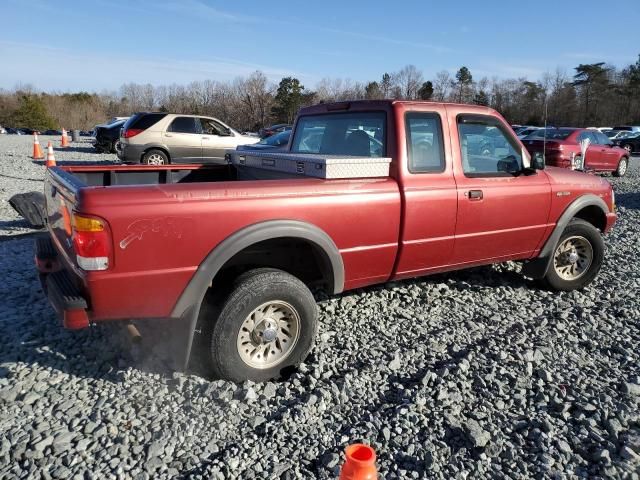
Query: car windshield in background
524 128 574 140
291 112 386 157
259 130 290 146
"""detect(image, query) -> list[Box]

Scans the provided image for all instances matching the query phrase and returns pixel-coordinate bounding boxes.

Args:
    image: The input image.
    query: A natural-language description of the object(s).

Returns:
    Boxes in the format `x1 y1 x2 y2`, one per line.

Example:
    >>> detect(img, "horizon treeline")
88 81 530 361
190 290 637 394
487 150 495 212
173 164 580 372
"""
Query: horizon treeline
0 56 639 131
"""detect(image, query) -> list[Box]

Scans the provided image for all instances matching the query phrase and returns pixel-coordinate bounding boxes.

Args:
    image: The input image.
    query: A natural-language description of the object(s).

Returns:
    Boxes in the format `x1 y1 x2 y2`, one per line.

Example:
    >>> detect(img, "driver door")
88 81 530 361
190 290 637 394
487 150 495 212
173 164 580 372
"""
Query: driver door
452 113 552 265
200 117 238 163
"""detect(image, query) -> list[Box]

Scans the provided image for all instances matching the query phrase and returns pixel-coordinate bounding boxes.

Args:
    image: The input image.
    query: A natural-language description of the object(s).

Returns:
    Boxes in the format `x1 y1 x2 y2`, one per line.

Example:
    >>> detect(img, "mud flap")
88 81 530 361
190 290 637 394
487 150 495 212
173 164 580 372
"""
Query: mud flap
9 192 46 228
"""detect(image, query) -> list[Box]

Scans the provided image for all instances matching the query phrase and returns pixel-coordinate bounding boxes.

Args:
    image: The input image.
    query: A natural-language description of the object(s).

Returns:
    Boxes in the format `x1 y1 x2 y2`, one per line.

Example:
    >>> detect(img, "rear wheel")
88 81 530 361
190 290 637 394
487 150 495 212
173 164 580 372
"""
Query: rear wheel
541 219 604 291
142 149 169 165
204 268 318 382
613 157 628 177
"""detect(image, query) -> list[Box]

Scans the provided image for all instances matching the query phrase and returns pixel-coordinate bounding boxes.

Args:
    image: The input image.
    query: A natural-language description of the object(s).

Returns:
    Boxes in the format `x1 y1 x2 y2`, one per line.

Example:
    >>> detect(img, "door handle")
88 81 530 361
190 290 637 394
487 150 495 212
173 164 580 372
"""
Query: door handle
164 133 172 137
202 136 210 140
466 190 483 200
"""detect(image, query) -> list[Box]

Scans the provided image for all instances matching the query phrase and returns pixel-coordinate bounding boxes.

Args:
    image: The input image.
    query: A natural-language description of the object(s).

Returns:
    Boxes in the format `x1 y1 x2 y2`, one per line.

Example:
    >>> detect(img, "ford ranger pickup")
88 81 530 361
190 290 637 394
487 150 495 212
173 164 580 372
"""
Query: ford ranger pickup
35 100 617 382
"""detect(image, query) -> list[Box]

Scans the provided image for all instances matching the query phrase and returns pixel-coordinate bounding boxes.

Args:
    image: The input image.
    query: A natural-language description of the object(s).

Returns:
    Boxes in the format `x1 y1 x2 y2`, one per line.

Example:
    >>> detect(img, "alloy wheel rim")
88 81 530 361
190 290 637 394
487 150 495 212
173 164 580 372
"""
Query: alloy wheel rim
619 159 627 175
147 154 165 165
553 235 593 281
236 301 300 369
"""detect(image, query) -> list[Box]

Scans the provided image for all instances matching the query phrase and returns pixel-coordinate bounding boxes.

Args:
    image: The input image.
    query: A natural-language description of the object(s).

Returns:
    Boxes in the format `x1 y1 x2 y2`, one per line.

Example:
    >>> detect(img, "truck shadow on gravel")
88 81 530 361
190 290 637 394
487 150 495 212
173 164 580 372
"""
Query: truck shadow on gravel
53 146 96 154
616 192 640 210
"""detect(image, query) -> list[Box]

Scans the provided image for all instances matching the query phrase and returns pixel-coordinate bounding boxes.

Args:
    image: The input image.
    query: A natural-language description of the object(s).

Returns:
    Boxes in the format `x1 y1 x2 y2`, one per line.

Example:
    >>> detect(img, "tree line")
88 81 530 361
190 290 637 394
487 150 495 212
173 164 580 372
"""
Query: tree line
1 55 639 132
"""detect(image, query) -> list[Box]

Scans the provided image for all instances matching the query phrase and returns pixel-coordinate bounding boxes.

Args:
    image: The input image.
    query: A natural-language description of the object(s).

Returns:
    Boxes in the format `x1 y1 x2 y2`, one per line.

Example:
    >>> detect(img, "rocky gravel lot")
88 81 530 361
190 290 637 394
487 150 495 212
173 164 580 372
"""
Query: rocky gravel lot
0 134 639 479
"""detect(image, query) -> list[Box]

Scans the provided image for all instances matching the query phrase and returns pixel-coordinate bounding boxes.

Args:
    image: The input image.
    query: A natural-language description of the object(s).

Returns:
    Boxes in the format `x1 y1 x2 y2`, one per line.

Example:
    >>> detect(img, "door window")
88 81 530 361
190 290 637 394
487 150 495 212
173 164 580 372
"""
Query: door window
200 118 231 136
457 115 523 176
168 117 200 134
577 131 597 144
405 112 445 173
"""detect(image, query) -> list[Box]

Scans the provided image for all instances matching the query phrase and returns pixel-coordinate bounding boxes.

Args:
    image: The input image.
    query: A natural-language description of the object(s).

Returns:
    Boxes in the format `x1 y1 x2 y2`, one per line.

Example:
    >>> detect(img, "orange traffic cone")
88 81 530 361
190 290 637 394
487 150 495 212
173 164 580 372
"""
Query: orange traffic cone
45 141 56 168
32 132 44 159
339 444 377 480
60 129 70 148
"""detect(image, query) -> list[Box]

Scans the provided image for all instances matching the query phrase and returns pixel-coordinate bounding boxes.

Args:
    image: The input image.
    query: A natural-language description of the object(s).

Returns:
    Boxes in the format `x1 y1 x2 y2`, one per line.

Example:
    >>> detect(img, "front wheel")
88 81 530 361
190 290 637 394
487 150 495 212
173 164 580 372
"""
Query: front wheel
542 219 604 291
205 268 318 382
621 144 632 155
613 157 628 177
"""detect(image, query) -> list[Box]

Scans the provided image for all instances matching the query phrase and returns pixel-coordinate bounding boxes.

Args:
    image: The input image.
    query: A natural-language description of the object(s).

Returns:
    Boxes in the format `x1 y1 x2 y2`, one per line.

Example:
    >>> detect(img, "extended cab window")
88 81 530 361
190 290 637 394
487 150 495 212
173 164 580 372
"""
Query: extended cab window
291 112 385 157
405 112 445 173
168 117 199 134
457 115 522 176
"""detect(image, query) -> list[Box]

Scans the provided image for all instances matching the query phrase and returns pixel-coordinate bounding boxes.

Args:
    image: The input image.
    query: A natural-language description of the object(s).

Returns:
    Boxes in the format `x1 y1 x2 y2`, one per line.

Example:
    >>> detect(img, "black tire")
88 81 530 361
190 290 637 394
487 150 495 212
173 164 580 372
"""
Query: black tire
541 219 604 291
205 268 318 382
612 156 628 177
142 149 169 165
621 144 633 156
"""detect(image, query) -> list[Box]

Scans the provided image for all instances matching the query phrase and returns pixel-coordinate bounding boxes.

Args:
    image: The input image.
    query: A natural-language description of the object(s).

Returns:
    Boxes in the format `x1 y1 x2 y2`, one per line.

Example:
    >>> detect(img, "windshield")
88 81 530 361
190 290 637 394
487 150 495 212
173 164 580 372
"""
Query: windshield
291 111 386 157
524 128 574 140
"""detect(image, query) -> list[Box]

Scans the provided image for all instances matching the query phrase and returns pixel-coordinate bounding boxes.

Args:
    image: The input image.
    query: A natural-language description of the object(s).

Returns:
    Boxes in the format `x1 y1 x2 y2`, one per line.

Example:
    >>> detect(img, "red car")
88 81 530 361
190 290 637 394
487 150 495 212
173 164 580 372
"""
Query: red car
36 101 616 382
523 128 629 176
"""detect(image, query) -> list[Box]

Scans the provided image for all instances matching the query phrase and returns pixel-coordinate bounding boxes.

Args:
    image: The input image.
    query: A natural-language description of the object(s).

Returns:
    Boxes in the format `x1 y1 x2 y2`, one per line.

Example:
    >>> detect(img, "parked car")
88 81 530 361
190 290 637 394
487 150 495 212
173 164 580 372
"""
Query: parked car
613 131 640 155
611 125 640 133
6 128 22 135
517 127 540 139
117 113 259 164
94 119 126 153
236 130 291 151
523 128 629 176
37 100 616 382
0 126 6 134
42 129 62 136
259 123 292 138
605 130 631 140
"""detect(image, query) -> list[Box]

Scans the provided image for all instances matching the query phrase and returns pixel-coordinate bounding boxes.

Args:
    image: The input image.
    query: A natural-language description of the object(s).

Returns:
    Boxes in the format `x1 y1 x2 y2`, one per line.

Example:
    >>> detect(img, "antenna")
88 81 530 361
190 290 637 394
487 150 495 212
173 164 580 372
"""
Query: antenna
542 95 548 162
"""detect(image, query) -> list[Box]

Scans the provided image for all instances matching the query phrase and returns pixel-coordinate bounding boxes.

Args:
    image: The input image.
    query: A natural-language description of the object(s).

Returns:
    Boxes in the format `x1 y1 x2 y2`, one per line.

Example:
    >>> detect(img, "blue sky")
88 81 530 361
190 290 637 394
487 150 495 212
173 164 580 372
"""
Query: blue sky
1 0 639 92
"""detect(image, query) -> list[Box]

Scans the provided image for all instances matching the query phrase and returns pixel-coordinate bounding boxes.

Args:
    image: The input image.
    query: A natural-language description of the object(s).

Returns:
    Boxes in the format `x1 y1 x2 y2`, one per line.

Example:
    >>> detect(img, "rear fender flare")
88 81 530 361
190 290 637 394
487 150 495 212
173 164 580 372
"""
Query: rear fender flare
171 220 345 369
522 194 609 279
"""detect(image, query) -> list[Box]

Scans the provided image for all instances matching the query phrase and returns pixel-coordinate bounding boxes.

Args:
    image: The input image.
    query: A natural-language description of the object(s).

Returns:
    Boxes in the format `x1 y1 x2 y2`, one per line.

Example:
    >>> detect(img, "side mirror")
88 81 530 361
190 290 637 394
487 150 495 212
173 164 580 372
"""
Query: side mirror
532 151 545 170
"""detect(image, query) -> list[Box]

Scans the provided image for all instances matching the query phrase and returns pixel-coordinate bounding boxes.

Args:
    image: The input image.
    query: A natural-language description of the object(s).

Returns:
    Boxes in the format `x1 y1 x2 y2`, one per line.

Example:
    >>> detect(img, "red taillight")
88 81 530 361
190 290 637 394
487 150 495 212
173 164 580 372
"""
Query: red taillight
123 128 143 138
71 214 112 271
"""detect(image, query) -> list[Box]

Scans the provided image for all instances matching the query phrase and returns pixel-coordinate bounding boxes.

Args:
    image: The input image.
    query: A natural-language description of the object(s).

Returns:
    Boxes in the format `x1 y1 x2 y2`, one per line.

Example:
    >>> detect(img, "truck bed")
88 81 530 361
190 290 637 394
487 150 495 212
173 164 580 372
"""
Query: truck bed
56 164 238 187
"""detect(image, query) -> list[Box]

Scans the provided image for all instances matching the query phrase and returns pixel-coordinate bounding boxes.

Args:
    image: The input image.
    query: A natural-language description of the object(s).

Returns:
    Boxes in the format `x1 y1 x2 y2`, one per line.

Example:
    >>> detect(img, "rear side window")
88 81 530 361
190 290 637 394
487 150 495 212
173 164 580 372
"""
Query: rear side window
168 117 200 134
124 113 166 131
457 115 523 177
405 112 445 173
291 112 386 157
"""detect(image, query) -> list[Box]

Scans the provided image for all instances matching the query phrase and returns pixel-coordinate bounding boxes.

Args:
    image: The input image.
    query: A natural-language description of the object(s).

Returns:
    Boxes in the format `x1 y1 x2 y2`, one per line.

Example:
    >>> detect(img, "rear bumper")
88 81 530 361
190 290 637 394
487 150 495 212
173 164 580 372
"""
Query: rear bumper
117 142 145 163
35 236 90 330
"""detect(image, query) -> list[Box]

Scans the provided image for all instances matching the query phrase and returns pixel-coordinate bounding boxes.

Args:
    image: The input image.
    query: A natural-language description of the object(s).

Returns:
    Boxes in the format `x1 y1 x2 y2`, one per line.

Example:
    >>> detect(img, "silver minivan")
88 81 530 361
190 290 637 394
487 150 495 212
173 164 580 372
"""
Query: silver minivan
118 113 259 165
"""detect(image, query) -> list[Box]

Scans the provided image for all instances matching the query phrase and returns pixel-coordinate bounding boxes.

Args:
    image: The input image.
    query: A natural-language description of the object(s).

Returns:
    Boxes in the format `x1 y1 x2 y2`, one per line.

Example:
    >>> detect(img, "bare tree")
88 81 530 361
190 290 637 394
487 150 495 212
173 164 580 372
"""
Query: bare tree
433 71 452 101
392 65 423 100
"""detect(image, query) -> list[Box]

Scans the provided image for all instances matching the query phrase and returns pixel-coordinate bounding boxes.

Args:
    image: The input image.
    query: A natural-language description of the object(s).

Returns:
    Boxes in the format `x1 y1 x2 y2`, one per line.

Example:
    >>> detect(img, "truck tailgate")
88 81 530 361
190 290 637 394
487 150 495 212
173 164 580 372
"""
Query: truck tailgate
44 167 84 270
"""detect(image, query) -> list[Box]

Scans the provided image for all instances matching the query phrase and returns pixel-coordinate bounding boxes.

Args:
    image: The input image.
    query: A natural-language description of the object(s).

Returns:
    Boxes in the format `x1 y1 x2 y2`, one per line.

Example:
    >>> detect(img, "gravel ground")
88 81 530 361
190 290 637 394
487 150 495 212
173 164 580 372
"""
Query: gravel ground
0 133 639 479
0 135 117 237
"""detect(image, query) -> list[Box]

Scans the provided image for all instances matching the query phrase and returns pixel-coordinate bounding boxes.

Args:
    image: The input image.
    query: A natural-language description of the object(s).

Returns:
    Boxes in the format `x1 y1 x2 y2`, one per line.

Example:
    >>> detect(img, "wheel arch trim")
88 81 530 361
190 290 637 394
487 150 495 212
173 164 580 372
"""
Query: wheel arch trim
171 220 345 320
522 194 609 279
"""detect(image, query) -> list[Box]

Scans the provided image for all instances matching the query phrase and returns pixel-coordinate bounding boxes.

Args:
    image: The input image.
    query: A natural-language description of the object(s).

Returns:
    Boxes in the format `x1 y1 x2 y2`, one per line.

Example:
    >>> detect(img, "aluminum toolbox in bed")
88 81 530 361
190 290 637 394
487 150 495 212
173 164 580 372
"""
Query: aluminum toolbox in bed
226 151 391 179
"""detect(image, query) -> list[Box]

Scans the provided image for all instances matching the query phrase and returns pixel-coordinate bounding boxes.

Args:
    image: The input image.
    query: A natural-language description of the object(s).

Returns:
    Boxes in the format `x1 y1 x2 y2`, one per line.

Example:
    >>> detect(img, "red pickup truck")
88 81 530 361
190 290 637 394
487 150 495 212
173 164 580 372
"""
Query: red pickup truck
36 100 616 382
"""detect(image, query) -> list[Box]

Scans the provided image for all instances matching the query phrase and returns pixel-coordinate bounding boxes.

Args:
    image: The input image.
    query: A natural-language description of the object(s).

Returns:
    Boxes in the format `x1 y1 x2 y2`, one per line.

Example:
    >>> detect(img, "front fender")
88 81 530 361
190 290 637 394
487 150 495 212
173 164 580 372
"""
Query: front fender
522 194 609 279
